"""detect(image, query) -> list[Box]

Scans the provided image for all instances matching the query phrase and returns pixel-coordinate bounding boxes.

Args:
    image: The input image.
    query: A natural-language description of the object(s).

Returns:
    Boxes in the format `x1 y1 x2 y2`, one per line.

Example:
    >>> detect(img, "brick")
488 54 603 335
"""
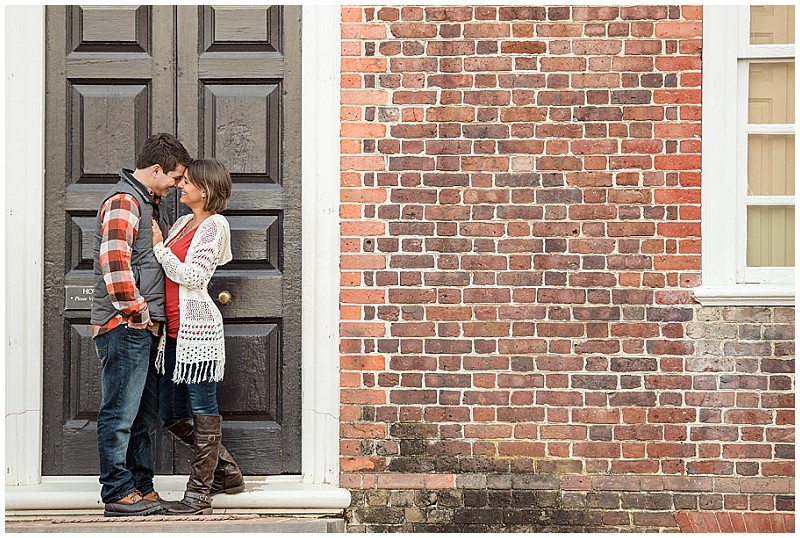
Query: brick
611 323 659 338
648 408 696 423
500 107 548 122
501 41 546 54
655 21 702 38
674 512 694 532
608 222 655 237
621 6 668 20
421 7 467 22
625 39 663 55
737 477 793 494
572 407 620 422
762 462 794 476
610 392 659 411
426 43 476 61
729 512 747 532
572 73 621 89
462 156 511 172
389 22 437 39
390 57 438 74
342 57 387 73
724 409 772 425
498 6 546 20
464 56 514 72
573 442 621 459
687 461 734 475
572 6 619 20
610 90 652 104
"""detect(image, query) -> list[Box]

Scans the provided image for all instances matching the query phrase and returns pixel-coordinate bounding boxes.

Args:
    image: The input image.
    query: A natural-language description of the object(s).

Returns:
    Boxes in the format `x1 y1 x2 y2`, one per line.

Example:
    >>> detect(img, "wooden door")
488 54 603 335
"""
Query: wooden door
42 5 301 476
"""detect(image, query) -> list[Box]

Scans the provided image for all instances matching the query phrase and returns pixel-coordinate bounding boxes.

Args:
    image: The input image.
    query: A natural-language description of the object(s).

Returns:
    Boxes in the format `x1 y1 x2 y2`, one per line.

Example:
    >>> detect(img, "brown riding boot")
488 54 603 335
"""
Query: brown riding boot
165 414 222 515
212 450 245 495
165 418 244 496
165 418 194 447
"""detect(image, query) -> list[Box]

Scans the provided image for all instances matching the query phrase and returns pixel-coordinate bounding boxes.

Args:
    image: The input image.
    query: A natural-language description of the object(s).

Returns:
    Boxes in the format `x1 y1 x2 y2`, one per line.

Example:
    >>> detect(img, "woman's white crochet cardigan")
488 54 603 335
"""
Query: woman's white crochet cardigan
153 213 232 384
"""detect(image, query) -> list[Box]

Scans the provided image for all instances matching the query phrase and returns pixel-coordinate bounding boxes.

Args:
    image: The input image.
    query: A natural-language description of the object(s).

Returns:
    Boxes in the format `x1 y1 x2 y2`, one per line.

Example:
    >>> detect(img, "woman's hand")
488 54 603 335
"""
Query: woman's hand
152 219 163 246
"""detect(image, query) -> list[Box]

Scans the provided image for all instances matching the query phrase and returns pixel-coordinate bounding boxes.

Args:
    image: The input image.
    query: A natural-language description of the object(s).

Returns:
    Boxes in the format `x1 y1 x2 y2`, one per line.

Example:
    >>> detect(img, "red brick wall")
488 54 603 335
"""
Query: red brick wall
339 5 794 532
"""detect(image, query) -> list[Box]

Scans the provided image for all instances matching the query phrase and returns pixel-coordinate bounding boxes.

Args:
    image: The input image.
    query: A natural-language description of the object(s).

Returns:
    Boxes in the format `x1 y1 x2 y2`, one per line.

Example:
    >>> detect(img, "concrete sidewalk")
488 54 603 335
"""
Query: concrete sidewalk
6 514 346 533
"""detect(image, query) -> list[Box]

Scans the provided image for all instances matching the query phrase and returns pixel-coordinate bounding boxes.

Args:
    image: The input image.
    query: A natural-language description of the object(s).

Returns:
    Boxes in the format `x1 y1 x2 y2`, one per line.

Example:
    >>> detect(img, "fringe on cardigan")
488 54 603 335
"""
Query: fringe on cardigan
155 332 166 375
172 357 225 384
154 332 224 384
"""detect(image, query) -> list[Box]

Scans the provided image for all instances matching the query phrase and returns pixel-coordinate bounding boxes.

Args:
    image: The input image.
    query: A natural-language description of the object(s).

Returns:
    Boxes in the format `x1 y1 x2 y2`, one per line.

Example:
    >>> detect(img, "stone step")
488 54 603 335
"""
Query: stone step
5 514 345 533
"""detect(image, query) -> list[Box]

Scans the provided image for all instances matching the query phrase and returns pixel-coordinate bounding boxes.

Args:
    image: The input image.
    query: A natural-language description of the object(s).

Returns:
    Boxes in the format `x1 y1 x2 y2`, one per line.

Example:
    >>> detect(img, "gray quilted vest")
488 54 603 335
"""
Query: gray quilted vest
91 169 169 327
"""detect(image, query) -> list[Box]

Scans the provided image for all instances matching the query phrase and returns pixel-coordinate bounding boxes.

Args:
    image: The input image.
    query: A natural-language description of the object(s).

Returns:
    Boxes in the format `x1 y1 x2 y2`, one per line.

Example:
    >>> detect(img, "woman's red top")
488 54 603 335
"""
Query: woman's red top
164 227 197 338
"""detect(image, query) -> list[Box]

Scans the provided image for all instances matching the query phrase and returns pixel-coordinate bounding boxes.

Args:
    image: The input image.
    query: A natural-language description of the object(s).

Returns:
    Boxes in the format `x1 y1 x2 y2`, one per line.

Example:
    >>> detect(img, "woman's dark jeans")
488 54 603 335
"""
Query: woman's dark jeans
95 325 160 504
159 336 219 427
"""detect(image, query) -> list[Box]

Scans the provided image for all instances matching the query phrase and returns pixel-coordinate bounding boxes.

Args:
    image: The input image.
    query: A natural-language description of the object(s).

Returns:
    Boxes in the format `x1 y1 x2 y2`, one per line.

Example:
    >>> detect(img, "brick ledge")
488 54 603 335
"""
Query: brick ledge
676 512 795 533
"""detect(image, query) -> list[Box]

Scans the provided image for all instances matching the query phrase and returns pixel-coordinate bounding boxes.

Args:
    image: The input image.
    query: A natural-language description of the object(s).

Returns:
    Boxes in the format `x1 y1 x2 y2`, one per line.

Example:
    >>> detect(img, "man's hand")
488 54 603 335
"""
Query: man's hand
152 219 163 245
127 304 152 330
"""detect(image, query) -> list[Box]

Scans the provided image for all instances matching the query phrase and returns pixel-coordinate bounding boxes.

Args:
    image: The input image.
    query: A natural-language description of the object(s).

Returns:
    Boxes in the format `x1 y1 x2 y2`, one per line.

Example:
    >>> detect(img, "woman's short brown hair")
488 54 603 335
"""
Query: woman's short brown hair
186 159 232 214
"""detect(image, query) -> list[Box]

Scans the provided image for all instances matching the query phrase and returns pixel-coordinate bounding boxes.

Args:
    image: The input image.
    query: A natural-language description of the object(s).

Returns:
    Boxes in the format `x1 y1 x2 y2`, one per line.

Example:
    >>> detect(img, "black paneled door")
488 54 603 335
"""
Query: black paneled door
42 5 301 476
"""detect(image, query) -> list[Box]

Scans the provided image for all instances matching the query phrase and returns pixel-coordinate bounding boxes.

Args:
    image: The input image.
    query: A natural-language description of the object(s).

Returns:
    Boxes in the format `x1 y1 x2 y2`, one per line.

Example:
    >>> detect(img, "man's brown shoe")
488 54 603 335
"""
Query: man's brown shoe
142 491 175 512
103 490 162 517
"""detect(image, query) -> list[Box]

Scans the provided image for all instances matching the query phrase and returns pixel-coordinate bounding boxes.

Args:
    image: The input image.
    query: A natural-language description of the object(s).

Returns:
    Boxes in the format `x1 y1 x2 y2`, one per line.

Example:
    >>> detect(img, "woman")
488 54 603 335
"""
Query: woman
151 159 244 516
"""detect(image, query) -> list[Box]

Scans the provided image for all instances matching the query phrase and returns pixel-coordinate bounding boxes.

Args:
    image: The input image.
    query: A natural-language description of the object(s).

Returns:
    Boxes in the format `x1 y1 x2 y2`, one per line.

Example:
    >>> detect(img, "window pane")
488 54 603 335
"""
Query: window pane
750 5 795 44
749 62 795 124
748 135 795 195
747 206 795 266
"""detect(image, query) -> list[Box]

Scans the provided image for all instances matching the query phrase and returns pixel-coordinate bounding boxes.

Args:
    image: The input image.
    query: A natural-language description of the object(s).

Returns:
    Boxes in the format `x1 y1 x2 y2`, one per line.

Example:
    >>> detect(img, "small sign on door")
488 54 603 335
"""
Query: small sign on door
65 285 94 310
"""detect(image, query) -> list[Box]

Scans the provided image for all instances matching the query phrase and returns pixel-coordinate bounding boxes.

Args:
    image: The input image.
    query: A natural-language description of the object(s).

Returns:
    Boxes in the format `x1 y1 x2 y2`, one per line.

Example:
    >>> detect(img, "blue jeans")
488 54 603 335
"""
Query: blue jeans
95 325 160 504
159 336 219 427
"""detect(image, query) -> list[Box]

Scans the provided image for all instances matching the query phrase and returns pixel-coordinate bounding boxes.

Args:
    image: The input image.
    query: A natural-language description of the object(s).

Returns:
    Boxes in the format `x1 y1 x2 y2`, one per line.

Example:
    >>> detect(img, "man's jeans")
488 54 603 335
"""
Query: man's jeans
95 325 159 504
160 336 219 427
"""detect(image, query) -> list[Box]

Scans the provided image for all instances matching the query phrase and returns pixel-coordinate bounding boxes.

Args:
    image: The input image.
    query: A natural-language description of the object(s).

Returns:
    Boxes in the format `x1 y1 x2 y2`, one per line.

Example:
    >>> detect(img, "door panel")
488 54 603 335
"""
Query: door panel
70 5 150 53
218 324 281 419
43 5 176 476
202 83 281 180
69 84 150 183
175 4 301 475
43 5 301 476
70 322 101 422
201 5 280 52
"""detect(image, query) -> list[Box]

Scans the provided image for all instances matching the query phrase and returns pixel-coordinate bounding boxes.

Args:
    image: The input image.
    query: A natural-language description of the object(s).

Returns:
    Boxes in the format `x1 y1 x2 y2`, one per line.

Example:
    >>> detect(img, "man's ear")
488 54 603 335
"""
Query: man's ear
150 164 161 177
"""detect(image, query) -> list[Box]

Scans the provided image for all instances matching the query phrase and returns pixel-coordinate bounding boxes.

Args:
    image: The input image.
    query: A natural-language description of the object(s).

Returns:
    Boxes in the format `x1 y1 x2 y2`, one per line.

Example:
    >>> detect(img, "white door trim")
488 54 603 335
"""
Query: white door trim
4 4 47 489
4 5 348 513
300 4 344 488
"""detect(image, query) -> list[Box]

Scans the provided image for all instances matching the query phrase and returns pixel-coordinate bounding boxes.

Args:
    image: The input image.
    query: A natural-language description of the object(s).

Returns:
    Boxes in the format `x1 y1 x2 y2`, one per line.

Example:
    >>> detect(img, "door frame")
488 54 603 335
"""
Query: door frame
5 5 348 513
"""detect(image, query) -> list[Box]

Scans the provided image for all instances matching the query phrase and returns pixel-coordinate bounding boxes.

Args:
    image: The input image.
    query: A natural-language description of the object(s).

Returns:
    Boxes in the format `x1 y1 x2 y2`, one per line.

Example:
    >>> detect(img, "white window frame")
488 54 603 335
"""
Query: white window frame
696 5 795 305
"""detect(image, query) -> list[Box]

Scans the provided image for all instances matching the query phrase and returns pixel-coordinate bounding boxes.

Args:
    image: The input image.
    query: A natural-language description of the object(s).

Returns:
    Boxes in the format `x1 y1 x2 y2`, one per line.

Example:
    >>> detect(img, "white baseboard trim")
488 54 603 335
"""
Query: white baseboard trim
6 476 351 516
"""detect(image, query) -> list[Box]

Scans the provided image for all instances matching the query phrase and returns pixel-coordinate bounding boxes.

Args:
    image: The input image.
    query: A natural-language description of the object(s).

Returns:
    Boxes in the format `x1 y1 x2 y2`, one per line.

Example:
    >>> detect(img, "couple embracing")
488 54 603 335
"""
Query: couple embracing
91 133 242 517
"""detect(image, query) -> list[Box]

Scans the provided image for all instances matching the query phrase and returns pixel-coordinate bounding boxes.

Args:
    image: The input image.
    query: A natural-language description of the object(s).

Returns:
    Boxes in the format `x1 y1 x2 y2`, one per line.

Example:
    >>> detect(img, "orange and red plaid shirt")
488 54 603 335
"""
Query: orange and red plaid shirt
92 193 160 338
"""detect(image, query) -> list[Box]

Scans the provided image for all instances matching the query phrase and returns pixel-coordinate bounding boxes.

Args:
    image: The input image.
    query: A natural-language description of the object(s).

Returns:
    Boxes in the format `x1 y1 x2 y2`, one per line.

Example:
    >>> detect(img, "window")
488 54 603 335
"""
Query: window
741 6 795 281
697 5 795 305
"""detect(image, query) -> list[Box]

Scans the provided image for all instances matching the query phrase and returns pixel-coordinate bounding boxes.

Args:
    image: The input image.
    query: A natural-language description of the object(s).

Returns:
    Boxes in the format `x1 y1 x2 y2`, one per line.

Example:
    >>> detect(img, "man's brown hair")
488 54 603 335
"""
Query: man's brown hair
136 133 192 173
187 159 232 214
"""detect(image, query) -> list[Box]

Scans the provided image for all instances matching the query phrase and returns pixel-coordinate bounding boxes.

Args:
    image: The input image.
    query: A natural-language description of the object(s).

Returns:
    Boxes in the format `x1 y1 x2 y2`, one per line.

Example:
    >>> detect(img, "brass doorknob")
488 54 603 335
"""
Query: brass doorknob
218 291 232 304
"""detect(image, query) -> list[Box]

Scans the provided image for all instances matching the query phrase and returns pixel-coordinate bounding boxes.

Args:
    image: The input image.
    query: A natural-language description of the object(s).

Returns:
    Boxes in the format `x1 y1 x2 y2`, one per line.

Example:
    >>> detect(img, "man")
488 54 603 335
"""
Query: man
91 133 191 517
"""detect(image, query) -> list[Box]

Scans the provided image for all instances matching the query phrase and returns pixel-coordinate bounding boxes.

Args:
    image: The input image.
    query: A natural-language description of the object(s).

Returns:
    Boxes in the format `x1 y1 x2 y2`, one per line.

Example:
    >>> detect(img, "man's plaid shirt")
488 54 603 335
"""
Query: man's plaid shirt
92 193 159 337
